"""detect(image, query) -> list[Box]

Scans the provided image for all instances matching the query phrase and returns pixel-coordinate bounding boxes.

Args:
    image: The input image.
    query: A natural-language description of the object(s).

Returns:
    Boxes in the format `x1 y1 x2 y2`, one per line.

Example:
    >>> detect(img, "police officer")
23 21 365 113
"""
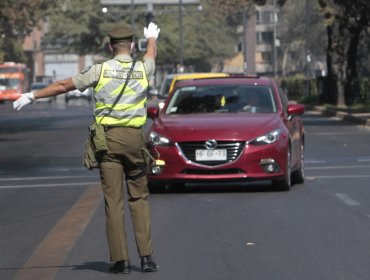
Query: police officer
13 22 160 274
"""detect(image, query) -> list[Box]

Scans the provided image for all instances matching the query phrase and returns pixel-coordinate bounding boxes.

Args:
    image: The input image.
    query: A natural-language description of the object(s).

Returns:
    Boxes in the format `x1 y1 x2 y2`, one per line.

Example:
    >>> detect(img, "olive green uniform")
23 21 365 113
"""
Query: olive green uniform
73 54 155 261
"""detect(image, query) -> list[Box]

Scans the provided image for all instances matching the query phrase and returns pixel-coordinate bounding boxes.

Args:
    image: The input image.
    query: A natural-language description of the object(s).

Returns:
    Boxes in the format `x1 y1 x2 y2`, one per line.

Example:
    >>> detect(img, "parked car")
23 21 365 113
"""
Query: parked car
65 88 92 103
30 82 52 102
146 76 305 191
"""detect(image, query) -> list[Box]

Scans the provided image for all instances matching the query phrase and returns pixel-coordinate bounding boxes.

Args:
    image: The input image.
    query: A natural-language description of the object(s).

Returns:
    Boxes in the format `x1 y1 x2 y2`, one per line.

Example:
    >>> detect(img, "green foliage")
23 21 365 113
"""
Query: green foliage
42 2 236 71
0 0 56 62
204 0 286 12
44 0 108 55
318 0 370 105
279 0 326 76
281 76 370 106
280 76 308 101
155 5 235 71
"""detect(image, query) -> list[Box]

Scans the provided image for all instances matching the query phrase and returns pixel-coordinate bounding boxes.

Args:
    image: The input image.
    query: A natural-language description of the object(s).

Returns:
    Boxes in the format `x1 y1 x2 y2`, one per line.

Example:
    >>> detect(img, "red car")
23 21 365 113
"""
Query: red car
146 76 305 191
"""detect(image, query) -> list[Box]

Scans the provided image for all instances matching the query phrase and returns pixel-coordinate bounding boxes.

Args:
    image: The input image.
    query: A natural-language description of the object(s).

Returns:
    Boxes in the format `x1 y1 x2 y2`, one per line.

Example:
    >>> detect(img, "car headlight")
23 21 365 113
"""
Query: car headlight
149 131 171 146
249 129 281 145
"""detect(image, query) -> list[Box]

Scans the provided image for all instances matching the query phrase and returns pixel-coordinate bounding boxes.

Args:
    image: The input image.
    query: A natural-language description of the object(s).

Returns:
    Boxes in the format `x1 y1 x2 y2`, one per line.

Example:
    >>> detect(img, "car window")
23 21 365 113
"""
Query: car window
165 85 276 115
159 76 173 97
0 78 19 89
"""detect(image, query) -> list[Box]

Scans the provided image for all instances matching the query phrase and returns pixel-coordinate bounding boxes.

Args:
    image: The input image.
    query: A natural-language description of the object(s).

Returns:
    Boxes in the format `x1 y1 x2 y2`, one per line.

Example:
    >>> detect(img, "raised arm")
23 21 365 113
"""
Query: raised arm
143 22 160 60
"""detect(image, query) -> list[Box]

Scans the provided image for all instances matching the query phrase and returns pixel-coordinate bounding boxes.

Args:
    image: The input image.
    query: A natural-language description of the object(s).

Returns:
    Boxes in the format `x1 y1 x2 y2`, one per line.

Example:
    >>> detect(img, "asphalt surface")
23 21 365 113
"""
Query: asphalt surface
1 100 370 280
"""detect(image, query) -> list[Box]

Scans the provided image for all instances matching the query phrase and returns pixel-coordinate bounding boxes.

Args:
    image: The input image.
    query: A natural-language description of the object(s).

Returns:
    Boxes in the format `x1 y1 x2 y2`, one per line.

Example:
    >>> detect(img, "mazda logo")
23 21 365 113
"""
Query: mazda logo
205 139 217 150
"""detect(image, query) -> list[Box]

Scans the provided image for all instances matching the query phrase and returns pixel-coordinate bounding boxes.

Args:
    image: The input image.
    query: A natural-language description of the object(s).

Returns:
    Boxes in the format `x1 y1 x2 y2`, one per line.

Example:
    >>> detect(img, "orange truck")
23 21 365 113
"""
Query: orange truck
0 62 29 102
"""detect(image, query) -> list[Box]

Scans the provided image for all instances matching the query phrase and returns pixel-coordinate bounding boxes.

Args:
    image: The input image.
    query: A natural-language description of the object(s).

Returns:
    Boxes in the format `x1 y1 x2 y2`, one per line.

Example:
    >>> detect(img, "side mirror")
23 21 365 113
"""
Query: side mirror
287 104 305 120
147 105 159 119
138 39 147 51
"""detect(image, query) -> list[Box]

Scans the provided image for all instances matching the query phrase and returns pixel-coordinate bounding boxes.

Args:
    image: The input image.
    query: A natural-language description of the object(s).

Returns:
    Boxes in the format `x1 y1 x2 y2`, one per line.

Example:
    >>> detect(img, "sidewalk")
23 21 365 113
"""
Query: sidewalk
308 105 370 127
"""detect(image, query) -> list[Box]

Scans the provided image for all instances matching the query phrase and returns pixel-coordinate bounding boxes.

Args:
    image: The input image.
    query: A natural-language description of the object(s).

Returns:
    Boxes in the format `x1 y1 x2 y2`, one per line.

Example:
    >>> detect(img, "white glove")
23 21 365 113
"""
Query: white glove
144 22 160 39
13 92 35 111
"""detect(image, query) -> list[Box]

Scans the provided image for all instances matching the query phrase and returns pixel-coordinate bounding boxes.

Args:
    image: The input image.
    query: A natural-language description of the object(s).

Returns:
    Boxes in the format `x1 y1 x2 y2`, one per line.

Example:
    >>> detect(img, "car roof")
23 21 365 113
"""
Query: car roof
172 76 274 89
172 72 229 80
168 72 229 93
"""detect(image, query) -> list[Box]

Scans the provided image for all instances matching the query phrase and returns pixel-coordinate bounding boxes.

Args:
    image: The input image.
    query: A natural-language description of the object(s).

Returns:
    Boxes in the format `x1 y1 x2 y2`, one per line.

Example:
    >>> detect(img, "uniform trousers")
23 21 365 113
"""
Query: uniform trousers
99 126 153 261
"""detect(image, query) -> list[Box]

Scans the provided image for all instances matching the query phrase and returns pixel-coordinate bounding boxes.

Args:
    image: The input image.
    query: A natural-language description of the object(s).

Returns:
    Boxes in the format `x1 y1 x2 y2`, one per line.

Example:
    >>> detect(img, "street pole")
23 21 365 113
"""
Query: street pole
179 0 184 71
305 0 309 78
304 0 310 96
242 8 248 75
273 0 277 77
130 0 135 28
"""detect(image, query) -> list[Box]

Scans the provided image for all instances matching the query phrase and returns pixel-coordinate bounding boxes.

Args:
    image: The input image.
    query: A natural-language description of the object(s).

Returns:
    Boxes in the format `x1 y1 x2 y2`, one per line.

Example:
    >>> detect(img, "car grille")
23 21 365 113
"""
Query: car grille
177 141 245 166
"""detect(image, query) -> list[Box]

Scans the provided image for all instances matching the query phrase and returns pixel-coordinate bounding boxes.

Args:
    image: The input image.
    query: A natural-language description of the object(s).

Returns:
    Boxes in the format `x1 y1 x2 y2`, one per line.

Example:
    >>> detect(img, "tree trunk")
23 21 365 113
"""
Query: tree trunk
321 24 337 105
326 25 333 79
344 27 362 106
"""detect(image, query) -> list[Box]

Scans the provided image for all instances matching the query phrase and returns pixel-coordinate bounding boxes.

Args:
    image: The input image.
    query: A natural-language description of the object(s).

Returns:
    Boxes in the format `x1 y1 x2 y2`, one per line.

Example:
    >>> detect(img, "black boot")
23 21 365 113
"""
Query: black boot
109 260 131 274
140 255 159 272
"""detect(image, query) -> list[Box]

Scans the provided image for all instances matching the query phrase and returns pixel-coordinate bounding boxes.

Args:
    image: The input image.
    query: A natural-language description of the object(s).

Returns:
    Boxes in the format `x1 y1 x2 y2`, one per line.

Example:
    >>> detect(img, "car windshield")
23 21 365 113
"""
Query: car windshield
0 78 20 90
165 85 276 115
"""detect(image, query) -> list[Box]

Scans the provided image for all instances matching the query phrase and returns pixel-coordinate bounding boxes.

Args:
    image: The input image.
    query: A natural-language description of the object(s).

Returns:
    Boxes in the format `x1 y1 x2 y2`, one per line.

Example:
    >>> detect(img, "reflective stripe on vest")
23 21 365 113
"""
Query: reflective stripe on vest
94 59 148 127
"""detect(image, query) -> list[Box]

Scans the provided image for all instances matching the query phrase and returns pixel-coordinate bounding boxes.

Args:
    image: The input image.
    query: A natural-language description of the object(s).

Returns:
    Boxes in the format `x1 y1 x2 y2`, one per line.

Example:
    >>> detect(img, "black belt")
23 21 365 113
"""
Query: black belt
103 125 142 131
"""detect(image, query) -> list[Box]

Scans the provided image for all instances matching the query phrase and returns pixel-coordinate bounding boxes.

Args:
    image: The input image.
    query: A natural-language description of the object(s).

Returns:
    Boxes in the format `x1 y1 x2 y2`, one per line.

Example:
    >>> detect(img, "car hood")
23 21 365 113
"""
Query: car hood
152 113 282 142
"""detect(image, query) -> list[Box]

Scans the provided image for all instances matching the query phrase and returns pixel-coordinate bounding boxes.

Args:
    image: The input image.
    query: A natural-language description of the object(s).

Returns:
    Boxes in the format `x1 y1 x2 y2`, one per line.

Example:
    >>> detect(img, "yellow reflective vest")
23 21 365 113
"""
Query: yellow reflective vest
94 59 148 127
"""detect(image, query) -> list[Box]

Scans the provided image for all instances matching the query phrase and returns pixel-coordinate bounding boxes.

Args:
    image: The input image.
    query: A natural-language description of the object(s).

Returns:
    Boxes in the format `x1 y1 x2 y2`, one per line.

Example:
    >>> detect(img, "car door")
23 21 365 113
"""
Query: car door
278 87 301 167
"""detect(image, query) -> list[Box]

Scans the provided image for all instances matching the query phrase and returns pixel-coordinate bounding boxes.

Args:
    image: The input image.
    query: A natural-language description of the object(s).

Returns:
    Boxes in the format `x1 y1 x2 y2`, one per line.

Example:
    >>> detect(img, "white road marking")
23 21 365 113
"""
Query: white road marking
0 182 100 189
308 175 370 179
309 132 369 136
358 159 370 162
304 160 327 164
335 193 361 206
0 175 97 181
305 165 370 170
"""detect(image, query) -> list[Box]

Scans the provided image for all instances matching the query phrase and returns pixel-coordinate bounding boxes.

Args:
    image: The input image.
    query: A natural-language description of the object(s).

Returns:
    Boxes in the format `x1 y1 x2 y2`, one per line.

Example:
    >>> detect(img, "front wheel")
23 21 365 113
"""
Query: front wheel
291 143 304 185
272 147 291 191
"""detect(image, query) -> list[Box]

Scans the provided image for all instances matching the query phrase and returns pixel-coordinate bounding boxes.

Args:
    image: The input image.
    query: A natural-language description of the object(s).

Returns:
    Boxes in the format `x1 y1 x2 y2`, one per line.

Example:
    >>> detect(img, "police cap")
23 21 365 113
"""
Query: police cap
108 24 135 44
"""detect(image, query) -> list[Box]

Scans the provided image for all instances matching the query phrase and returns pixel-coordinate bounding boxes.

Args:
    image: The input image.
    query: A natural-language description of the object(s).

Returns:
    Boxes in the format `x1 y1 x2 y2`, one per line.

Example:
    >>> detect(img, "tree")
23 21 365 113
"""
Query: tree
279 0 326 77
154 3 236 71
43 0 108 56
44 1 237 72
318 0 370 106
338 0 370 105
204 0 286 10
0 0 56 62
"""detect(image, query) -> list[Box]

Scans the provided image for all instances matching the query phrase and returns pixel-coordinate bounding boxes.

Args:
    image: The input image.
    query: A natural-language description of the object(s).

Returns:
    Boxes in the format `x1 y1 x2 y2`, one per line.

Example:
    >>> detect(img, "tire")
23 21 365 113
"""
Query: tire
291 143 304 185
272 147 291 191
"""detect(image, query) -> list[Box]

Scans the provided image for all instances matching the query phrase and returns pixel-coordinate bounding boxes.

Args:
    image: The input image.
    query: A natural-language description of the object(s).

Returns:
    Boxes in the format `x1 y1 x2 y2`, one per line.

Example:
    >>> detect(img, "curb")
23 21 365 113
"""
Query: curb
307 105 370 127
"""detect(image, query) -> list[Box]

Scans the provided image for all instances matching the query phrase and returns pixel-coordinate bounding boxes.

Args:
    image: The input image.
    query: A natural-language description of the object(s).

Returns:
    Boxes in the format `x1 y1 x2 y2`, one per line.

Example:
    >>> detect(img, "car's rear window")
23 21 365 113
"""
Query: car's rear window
165 85 276 115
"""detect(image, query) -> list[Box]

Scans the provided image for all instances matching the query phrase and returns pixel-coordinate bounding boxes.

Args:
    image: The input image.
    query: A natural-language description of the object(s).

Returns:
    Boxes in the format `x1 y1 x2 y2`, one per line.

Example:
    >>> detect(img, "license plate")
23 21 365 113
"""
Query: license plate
195 149 227 161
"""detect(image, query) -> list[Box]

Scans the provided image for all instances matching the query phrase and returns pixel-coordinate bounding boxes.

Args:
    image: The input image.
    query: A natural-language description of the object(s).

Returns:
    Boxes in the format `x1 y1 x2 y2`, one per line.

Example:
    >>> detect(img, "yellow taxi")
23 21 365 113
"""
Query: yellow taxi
159 72 229 97
158 72 229 109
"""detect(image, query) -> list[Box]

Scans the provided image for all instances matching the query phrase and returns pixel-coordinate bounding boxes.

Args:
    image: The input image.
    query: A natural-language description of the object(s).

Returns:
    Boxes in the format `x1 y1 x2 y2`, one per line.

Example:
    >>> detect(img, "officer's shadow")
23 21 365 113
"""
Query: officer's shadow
72 262 142 273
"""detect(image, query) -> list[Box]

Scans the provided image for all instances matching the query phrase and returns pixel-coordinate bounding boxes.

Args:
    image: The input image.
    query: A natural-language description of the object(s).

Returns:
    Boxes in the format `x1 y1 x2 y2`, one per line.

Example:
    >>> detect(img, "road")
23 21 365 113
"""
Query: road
1 100 370 280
